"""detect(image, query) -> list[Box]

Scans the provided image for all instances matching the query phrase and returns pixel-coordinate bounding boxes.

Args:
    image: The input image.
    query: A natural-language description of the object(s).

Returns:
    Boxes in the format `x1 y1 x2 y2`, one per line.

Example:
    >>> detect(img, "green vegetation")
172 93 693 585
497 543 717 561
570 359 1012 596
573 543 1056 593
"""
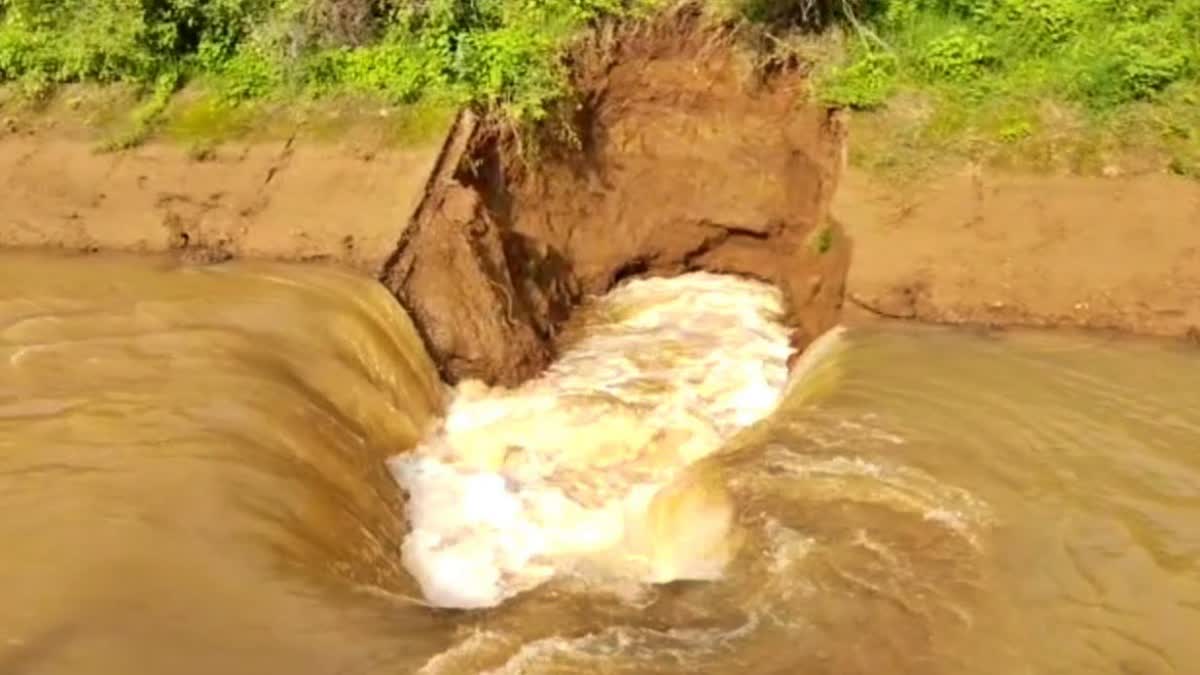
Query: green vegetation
0 0 653 142
0 0 1196 175
810 225 835 254
815 0 1200 176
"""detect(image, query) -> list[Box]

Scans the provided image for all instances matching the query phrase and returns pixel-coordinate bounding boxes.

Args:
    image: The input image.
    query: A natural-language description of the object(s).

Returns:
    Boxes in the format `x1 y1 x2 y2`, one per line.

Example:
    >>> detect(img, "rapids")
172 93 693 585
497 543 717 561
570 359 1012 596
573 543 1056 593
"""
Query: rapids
390 273 794 608
1 251 1197 675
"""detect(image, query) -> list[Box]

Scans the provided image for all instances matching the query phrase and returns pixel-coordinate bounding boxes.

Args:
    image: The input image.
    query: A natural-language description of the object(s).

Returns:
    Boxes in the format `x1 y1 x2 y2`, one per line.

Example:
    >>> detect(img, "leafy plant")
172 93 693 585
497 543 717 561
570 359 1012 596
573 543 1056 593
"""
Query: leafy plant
918 29 992 81
986 0 1079 52
1075 23 1193 107
0 0 644 123
820 50 897 109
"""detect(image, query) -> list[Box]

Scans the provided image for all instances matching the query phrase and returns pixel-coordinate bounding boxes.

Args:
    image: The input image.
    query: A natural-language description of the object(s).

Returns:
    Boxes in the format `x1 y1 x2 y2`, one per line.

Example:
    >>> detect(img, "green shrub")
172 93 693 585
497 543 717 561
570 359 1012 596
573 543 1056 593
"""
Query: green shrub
820 50 897 109
0 0 644 121
1076 23 1193 107
825 0 1200 111
328 40 446 102
718 0 888 29
918 29 992 81
882 0 992 24
985 0 1080 50
1 0 1198 152
0 0 272 85
217 47 284 101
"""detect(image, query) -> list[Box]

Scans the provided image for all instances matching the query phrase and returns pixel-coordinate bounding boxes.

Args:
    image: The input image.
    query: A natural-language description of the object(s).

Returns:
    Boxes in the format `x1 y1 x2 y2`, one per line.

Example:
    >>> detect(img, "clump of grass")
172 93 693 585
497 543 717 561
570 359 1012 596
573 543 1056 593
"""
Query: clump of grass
1 0 1196 173
806 0 1200 177
96 71 180 152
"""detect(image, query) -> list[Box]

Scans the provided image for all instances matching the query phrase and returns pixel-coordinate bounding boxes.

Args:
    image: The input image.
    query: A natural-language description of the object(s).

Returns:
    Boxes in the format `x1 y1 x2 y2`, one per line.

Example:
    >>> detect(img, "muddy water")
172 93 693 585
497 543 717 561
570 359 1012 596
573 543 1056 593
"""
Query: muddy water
2 252 1198 674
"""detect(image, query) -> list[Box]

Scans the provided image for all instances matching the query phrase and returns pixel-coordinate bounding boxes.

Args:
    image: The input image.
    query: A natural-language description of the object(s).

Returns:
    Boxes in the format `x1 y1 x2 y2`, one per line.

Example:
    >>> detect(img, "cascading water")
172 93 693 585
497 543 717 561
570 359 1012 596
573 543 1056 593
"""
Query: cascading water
390 273 798 608
2 251 1197 675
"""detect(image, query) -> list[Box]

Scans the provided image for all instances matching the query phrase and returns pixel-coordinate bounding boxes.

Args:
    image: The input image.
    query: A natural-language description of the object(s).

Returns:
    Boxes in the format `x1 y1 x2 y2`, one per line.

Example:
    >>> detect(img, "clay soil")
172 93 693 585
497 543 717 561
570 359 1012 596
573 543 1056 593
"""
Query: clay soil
0 111 449 273
837 167 1200 340
0 10 853 389
3 13 1199 384
381 11 850 385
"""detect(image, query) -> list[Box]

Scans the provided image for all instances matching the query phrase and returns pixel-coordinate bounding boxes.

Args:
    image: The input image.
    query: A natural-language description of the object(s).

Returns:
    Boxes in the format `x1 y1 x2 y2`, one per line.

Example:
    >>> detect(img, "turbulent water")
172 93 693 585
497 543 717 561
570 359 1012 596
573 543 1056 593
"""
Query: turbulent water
2 251 1198 675
391 274 794 608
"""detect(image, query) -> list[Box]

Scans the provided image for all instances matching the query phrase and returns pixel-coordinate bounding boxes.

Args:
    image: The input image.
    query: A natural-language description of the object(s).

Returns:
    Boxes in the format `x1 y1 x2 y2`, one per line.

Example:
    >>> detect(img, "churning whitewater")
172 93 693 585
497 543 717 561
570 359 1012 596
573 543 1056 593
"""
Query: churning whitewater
388 273 798 609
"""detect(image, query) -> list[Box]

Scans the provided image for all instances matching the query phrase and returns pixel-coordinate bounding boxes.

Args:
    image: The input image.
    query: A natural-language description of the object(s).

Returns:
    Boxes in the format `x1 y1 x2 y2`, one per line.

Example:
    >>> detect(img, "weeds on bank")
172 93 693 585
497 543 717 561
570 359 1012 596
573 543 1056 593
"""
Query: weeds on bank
0 0 654 142
96 71 180 152
811 0 1200 176
0 0 1196 173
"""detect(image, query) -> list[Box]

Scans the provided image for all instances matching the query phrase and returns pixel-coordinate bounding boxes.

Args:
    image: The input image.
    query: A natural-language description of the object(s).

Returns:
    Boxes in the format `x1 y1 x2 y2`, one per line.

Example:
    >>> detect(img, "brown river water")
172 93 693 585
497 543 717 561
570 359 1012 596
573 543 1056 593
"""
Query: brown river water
1 251 1197 675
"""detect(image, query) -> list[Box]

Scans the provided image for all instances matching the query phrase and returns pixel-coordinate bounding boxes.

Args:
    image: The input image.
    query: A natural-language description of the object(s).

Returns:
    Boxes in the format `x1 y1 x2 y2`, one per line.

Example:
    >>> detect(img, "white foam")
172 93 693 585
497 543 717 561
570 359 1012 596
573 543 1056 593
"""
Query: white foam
389 273 796 609
479 617 763 675
758 447 993 548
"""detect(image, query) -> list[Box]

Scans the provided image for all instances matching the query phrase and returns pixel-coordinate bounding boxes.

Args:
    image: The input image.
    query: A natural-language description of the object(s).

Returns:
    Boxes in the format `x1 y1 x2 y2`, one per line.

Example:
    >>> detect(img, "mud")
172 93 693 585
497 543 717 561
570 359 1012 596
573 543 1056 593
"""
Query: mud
0 133 448 272
0 13 850 387
836 167 1200 339
5 11 1197 384
384 12 851 384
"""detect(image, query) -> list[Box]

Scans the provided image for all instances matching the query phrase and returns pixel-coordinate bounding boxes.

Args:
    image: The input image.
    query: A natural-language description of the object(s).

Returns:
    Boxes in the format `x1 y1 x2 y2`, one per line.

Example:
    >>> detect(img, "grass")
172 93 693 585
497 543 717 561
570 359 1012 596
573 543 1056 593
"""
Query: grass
161 91 455 146
842 80 1200 180
0 0 1197 179
812 0 1200 179
0 0 655 124
0 0 653 149
0 81 458 151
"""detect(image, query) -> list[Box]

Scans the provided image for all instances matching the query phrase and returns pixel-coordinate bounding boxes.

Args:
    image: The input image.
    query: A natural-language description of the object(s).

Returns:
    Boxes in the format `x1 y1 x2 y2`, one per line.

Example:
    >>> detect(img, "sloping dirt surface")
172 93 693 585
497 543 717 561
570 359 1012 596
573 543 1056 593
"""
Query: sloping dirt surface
0 134 445 272
837 167 1200 339
385 12 852 385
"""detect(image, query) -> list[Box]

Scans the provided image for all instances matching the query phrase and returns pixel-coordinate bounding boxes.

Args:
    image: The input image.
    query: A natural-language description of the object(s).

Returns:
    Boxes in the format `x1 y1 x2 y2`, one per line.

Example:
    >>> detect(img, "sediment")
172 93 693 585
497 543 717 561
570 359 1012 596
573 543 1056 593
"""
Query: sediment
12 10 1193 385
835 168 1200 340
381 11 851 385
0 11 851 387
0 133 447 271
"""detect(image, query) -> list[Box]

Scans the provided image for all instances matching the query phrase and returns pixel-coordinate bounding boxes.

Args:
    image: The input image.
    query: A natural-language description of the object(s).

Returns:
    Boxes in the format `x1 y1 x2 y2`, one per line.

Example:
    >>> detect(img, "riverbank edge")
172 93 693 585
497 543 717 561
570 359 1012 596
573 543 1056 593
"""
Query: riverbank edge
4 18 1199 385
6 117 1195 362
834 162 1200 345
2 12 853 387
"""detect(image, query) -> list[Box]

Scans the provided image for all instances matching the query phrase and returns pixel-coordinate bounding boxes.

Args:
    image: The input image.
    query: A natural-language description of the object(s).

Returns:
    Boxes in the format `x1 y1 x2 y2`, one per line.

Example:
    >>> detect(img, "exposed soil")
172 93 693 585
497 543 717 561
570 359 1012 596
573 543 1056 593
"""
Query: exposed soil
4 11 1199 385
384 12 851 385
0 130 446 272
836 167 1200 340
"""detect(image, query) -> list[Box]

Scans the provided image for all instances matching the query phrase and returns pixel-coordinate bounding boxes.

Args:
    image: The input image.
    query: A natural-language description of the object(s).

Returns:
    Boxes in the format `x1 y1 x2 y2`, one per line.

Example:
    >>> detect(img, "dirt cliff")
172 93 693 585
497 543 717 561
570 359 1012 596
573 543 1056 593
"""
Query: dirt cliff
383 12 851 385
0 10 853 386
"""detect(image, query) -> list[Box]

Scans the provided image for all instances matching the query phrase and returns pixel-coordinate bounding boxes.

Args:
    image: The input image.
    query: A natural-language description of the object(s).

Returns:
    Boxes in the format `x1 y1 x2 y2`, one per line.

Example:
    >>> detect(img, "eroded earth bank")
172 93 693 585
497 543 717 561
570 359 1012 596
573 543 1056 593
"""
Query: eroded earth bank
4 15 1200 675
2 14 1198 382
